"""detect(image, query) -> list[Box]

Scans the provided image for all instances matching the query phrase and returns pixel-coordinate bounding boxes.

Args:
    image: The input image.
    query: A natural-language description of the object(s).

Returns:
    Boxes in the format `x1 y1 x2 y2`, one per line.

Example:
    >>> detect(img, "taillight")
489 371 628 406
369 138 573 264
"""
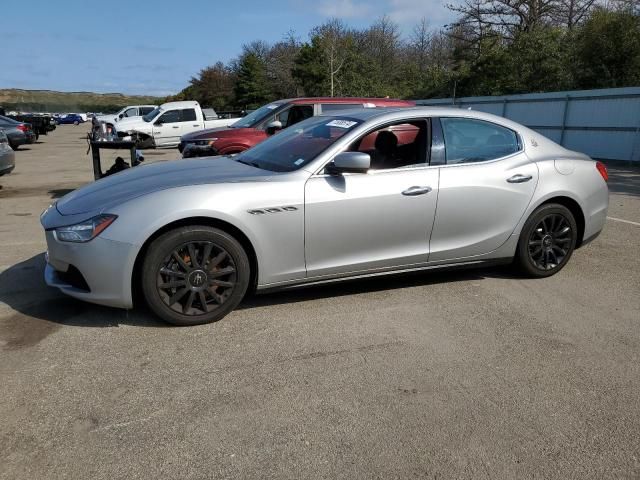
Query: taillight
596 161 608 182
16 124 29 132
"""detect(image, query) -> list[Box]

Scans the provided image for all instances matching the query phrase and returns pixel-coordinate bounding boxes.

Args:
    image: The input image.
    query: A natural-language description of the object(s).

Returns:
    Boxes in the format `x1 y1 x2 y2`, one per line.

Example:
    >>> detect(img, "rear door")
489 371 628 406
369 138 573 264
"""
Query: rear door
179 108 202 136
428 117 538 261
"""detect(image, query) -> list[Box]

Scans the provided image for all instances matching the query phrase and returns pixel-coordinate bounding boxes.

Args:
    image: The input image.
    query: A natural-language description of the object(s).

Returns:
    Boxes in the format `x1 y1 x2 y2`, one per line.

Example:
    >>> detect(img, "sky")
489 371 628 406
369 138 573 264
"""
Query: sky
1 0 454 96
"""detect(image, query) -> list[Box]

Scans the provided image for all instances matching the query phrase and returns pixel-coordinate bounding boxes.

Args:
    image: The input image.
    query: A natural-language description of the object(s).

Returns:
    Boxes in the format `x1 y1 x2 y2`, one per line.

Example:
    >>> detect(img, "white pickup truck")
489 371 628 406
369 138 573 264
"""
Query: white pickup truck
96 105 157 126
115 101 239 148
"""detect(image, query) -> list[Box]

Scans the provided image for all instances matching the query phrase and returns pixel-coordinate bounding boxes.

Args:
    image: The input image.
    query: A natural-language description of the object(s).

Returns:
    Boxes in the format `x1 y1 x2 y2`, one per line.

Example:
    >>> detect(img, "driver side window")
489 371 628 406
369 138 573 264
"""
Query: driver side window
350 120 428 170
123 108 137 118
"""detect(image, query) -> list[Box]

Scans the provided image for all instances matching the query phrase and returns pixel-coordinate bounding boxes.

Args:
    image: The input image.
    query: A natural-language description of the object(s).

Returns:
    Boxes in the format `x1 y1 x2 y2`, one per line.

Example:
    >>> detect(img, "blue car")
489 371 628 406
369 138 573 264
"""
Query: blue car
56 114 85 125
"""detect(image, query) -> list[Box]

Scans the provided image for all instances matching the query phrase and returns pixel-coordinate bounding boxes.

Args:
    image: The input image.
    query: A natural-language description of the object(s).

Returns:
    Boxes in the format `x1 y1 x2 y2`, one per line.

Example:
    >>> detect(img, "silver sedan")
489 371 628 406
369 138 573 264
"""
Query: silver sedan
0 129 15 176
40 107 609 325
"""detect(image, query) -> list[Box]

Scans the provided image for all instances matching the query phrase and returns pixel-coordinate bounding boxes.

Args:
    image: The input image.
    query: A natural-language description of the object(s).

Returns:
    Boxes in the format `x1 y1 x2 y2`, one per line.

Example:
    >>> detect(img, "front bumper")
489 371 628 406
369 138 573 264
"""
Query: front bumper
44 230 138 309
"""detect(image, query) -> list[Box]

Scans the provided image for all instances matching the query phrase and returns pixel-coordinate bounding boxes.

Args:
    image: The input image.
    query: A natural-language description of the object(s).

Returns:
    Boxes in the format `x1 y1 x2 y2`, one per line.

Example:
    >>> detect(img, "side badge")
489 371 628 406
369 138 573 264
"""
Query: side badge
530 138 538 147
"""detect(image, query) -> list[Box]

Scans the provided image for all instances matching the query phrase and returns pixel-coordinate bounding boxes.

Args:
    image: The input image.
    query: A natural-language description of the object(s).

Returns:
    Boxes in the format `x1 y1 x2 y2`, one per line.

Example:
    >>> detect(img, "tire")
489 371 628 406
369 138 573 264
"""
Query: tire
73 121 79 125
515 203 577 278
141 226 250 326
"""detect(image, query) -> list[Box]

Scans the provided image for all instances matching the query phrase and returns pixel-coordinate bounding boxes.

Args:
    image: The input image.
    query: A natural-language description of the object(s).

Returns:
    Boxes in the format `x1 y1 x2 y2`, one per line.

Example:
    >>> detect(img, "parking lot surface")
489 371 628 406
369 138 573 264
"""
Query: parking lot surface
1 125 639 479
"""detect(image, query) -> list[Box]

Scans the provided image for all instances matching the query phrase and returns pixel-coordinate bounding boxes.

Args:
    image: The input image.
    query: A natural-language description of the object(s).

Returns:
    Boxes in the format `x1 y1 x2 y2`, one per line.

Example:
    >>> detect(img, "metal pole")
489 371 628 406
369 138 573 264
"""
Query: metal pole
559 95 570 146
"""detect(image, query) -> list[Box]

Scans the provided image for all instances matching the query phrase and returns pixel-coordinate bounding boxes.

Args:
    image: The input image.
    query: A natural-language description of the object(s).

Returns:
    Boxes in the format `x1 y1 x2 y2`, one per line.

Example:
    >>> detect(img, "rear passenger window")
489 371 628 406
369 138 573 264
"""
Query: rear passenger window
181 109 197 122
440 118 520 164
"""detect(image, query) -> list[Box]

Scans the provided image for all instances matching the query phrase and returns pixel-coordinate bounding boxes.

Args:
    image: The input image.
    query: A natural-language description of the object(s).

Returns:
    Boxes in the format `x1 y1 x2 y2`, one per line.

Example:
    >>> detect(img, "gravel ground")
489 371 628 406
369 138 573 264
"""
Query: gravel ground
1 124 639 479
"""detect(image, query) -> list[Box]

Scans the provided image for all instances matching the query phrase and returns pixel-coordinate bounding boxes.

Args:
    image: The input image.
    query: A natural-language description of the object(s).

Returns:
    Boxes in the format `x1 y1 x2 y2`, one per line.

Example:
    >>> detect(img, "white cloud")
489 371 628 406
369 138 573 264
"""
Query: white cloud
315 0 374 18
386 0 455 28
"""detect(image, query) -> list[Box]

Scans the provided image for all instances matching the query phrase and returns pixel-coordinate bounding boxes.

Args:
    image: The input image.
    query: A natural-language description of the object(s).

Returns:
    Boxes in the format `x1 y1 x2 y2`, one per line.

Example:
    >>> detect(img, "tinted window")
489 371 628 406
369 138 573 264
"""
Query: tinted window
278 105 313 128
321 103 363 112
440 118 520 164
236 115 362 172
159 110 181 124
123 108 137 117
140 107 155 115
181 109 197 122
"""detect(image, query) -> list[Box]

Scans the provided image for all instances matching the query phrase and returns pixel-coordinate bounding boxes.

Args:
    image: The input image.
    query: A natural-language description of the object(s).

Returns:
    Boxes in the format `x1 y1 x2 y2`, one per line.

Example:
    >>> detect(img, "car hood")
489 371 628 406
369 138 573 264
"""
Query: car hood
56 156 273 216
115 117 147 130
182 126 261 142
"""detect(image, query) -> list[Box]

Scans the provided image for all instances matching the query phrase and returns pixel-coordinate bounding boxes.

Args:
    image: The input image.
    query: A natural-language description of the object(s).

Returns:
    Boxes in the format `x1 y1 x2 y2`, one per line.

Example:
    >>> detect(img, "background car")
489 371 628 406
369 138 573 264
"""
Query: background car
56 114 85 125
0 129 16 175
0 115 36 149
180 97 416 158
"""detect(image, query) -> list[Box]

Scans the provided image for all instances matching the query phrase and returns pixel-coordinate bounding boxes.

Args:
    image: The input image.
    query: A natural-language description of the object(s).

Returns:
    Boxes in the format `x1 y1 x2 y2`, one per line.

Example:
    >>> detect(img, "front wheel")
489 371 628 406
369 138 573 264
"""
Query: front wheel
73 120 79 125
515 203 578 278
141 226 250 326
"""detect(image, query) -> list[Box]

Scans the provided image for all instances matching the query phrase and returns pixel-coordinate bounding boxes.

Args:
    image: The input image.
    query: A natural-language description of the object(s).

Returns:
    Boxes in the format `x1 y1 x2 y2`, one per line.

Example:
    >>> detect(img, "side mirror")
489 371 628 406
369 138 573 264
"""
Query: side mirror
154 120 163 126
118 113 124 119
328 151 371 174
266 120 283 135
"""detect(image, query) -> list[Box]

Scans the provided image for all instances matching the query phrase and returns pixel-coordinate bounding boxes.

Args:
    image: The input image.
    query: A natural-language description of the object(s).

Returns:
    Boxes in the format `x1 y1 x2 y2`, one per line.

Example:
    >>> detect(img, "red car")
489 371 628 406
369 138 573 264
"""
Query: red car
179 97 415 158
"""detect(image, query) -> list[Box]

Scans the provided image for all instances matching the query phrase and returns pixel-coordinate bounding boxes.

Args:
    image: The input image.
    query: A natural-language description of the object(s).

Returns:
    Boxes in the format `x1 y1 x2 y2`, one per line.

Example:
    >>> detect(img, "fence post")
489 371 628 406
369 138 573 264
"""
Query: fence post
501 98 508 118
559 95 570 146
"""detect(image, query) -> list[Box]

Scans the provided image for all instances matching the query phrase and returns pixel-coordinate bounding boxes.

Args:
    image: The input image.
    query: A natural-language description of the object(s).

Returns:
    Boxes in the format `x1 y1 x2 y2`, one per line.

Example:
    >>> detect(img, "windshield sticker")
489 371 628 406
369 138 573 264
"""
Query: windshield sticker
326 119 357 129
266 104 279 109
294 158 304 166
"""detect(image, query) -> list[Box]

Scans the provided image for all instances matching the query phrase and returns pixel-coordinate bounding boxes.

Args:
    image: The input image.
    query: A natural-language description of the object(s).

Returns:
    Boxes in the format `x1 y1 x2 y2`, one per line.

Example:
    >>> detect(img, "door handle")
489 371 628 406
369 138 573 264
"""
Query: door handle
172 126 180 129
402 186 432 196
507 174 532 183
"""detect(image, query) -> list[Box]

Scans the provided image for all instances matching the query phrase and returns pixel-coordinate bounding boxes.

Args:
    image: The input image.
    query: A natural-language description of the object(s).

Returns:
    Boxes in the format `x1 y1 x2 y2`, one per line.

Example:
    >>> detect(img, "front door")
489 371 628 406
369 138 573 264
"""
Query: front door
153 109 182 146
304 120 438 278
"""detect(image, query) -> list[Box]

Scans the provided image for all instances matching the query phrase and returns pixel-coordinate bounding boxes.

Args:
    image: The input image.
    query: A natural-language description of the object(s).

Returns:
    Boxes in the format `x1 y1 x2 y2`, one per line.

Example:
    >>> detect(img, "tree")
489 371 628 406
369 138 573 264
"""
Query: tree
233 52 273 109
571 8 640 88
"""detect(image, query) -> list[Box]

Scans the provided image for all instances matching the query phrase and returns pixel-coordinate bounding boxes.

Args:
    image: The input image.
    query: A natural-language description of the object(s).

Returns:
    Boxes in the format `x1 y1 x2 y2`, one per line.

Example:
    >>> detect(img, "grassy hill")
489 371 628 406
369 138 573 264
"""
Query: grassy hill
0 88 165 113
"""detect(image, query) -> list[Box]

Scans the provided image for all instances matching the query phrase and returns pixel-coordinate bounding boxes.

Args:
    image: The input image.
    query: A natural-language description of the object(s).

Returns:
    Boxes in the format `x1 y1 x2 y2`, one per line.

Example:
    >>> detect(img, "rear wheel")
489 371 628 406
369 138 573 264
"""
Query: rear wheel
73 120 79 125
516 203 577 277
142 226 250 325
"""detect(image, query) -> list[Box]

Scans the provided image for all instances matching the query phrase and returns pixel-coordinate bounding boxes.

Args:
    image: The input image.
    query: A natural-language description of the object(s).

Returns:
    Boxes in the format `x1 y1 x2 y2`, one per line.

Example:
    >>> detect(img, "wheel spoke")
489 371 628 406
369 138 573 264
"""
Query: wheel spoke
183 291 196 314
159 279 187 289
168 287 189 306
209 266 235 278
187 244 199 268
160 268 186 278
198 291 209 312
207 287 224 304
530 247 543 258
556 226 570 237
210 279 234 288
171 251 190 271
552 245 567 256
208 251 227 270
529 239 542 246
201 243 213 267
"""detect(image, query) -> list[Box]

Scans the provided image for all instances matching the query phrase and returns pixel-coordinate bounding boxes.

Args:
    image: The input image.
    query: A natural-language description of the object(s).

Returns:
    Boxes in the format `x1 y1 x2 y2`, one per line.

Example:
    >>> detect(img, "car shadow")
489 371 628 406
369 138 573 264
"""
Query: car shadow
0 253 517 336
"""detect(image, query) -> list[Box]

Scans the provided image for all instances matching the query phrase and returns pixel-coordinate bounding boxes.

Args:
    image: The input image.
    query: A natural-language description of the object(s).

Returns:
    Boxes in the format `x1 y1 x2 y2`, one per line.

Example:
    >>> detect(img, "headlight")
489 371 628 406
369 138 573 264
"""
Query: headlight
54 214 117 243
195 138 218 146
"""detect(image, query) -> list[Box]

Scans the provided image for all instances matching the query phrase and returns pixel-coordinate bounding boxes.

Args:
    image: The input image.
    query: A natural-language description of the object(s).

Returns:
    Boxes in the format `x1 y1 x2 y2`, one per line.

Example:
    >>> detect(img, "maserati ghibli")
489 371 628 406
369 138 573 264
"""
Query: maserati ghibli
40 107 609 325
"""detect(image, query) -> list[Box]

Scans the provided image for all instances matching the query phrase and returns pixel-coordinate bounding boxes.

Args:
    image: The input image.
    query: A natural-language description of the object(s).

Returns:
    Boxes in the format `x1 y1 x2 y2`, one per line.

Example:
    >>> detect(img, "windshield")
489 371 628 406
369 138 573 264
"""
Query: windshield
235 115 362 172
232 102 284 128
143 107 162 122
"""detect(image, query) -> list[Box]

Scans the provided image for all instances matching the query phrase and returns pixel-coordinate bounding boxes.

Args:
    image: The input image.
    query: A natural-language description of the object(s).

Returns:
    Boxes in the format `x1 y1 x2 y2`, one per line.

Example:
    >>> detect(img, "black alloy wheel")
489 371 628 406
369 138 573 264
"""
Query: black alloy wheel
516 203 577 277
142 226 250 325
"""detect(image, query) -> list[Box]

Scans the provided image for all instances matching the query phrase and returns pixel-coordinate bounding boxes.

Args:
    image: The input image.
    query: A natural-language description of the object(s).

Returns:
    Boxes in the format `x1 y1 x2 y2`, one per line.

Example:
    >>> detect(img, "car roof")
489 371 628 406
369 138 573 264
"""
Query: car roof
285 97 414 106
318 105 528 127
